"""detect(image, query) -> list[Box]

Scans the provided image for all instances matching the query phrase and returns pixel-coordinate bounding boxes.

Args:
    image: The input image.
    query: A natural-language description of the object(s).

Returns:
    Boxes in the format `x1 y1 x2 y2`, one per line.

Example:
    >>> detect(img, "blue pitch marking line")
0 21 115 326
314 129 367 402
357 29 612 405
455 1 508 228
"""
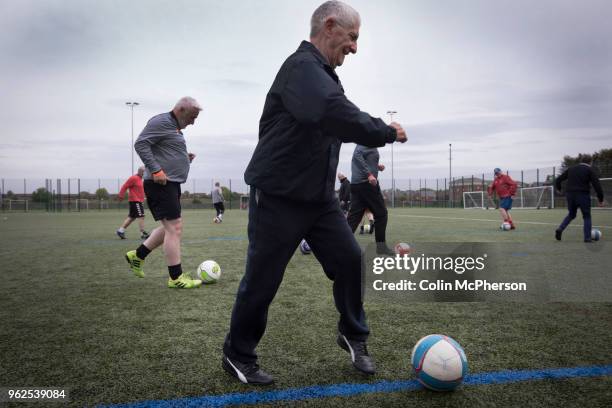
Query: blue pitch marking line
99 364 612 408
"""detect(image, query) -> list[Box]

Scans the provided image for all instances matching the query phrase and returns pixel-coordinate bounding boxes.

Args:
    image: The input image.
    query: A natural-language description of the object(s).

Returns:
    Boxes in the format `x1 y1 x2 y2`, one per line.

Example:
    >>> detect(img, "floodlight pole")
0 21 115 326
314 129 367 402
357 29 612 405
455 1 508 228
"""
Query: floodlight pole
387 110 397 208
449 143 452 207
126 102 140 175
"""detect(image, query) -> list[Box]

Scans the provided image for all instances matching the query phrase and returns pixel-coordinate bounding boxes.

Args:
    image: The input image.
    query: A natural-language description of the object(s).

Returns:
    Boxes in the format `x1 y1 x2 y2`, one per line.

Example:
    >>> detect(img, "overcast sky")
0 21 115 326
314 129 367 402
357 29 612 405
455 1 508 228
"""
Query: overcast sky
1 0 610 187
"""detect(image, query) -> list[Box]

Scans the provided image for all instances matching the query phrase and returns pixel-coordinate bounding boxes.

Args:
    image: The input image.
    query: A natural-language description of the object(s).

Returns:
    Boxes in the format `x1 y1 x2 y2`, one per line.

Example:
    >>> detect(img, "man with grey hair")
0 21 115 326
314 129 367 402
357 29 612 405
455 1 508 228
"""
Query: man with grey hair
222 0 407 385
124 97 203 289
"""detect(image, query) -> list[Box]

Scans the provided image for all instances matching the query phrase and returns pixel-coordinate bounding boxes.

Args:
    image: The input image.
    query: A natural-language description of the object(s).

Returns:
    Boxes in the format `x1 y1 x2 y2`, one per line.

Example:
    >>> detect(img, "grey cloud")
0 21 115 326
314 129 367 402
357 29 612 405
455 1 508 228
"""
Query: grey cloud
201 79 263 90
1 5 103 68
1 0 611 179
404 116 524 145
528 83 612 107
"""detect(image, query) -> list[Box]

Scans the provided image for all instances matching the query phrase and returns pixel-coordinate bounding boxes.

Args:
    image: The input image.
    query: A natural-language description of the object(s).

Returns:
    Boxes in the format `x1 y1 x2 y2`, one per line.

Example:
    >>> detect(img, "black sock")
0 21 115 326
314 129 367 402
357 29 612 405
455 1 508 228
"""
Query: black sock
136 244 151 260
168 264 182 280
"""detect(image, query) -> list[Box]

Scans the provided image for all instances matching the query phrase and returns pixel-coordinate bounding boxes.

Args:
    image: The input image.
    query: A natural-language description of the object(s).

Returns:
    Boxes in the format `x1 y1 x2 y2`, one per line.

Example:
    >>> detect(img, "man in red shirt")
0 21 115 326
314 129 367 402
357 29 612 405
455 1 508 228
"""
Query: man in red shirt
116 166 149 239
487 168 518 229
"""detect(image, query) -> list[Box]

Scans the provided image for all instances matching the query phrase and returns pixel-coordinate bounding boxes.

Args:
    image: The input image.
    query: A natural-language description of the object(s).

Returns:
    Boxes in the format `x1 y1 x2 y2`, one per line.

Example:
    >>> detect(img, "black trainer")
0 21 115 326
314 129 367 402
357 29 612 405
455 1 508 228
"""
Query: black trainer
116 230 126 239
141 231 150 239
376 242 395 256
555 229 562 241
222 355 275 385
337 334 376 375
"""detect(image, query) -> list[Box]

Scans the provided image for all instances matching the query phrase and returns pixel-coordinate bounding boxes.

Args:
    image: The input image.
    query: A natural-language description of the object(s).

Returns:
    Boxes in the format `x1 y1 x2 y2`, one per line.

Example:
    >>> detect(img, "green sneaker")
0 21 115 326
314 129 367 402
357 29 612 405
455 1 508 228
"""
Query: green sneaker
125 250 145 278
168 273 202 289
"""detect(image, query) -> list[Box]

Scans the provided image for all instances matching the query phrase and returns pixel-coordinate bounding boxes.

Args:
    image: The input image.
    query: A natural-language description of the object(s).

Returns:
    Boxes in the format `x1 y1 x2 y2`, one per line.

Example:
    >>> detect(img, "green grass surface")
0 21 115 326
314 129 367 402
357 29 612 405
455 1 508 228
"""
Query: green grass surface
0 208 611 407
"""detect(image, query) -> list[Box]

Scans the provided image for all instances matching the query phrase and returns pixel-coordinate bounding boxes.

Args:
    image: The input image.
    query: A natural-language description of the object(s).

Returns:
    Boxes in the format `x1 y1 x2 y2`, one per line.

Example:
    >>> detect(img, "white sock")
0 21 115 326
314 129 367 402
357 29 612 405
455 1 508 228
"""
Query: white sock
118 227 126 233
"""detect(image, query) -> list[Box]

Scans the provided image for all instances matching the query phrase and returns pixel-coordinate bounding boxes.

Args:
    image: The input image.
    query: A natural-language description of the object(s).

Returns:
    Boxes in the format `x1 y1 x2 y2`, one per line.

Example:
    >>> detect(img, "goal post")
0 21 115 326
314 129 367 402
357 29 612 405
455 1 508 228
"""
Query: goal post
592 178 612 210
240 195 249 210
74 199 89 211
463 191 484 209
8 199 28 212
517 186 554 209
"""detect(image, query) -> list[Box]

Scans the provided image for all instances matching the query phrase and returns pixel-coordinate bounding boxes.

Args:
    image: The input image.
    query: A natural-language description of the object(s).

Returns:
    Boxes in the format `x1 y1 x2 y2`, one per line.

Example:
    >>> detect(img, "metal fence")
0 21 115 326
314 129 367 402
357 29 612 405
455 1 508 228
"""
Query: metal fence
378 166 560 209
0 178 250 212
1 163 611 212
379 162 612 209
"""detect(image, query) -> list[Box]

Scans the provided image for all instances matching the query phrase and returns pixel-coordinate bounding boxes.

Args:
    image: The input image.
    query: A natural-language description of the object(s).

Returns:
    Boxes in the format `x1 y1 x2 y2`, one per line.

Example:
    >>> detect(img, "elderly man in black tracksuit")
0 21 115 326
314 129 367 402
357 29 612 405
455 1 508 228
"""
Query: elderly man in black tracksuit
338 172 351 214
222 1 407 385
555 159 604 242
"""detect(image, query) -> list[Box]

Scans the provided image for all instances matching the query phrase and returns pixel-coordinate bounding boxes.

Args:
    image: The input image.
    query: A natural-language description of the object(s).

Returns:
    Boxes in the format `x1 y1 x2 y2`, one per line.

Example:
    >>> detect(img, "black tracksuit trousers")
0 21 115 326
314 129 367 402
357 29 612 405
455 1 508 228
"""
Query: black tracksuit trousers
346 182 388 243
223 188 369 363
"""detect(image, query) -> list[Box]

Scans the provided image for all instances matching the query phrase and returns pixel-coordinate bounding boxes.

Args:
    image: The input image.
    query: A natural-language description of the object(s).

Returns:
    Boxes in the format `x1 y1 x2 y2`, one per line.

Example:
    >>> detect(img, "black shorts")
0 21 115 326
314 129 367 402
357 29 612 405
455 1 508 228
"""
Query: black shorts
128 201 145 218
214 202 225 214
144 180 182 221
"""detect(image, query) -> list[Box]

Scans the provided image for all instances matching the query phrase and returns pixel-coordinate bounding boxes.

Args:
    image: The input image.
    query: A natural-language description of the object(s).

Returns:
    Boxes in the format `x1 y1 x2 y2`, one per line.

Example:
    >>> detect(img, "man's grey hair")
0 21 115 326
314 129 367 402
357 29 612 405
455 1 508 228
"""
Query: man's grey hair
310 1 360 38
174 96 202 111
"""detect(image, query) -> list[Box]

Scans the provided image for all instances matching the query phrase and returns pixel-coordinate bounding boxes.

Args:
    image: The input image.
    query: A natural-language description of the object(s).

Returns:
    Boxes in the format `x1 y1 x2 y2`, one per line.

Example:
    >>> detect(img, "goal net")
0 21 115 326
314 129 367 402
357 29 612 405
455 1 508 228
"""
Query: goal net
517 186 554 209
74 199 89 211
240 195 249 210
463 191 484 209
593 178 612 210
8 199 28 212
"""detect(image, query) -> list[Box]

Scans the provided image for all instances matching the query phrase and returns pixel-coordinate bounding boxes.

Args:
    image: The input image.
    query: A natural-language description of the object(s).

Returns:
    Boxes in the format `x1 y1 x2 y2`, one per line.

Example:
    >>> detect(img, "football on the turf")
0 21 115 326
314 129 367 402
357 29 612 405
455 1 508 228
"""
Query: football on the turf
500 222 511 231
411 334 468 391
363 224 371 234
197 260 221 283
591 229 602 241
299 239 312 255
395 242 412 255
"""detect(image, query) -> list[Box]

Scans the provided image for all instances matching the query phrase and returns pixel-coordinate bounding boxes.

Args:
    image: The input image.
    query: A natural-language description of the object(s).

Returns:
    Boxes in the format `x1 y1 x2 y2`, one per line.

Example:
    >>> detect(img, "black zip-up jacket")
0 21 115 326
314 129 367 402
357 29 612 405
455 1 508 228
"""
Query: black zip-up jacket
244 41 397 202
555 163 604 201
339 177 351 203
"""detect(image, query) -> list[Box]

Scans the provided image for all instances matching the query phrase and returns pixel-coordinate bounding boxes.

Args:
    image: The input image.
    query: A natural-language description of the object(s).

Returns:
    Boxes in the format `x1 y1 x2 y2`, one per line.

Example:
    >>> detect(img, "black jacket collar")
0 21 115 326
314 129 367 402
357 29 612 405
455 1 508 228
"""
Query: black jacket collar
297 41 339 82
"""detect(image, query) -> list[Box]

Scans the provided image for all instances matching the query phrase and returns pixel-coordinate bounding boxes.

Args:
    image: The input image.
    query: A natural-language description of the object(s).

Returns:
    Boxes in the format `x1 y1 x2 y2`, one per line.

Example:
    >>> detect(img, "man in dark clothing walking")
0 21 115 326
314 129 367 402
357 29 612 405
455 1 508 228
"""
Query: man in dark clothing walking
346 144 393 253
222 0 407 385
338 172 351 214
555 159 604 242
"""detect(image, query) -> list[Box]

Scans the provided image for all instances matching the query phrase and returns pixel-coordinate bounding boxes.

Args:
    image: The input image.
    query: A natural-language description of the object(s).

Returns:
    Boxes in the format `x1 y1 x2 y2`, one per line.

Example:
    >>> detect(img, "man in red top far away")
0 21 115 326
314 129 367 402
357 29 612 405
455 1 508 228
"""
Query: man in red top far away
116 166 149 240
488 168 518 230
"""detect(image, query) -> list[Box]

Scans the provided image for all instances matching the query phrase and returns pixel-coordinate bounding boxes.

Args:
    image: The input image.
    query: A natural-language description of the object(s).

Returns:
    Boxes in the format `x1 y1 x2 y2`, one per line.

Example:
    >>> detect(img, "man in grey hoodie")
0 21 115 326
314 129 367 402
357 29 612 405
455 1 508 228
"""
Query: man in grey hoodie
124 96 203 289
346 144 393 254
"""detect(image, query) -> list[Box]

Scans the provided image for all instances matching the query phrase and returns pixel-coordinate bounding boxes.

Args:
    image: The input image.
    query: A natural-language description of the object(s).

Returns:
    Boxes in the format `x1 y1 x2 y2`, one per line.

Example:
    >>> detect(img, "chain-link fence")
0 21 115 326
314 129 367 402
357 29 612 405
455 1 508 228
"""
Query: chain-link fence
0 178 250 212
1 162 611 212
377 162 612 209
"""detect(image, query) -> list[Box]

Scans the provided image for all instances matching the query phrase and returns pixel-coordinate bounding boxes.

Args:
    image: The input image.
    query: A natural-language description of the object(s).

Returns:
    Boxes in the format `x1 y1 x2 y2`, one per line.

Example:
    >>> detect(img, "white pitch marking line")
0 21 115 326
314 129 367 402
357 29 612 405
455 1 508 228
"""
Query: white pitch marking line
396 214 612 229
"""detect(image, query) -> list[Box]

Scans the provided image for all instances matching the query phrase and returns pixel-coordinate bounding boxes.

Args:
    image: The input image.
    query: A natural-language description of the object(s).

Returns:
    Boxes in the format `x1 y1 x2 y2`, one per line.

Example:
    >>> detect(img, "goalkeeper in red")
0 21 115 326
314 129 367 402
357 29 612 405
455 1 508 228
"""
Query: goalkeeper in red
487 168 518 229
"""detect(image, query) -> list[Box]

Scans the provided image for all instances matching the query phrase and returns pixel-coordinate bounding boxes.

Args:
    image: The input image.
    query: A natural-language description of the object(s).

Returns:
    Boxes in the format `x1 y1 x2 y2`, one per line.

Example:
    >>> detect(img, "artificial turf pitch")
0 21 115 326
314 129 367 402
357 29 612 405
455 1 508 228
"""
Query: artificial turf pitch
0 208 611 407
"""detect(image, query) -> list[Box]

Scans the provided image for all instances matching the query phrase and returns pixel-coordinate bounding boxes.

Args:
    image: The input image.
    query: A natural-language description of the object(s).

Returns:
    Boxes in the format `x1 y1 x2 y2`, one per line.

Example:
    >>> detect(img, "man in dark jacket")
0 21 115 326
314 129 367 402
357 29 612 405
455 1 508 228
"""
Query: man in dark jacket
555 158 604 242
222 0 407 385
338 172 351 214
